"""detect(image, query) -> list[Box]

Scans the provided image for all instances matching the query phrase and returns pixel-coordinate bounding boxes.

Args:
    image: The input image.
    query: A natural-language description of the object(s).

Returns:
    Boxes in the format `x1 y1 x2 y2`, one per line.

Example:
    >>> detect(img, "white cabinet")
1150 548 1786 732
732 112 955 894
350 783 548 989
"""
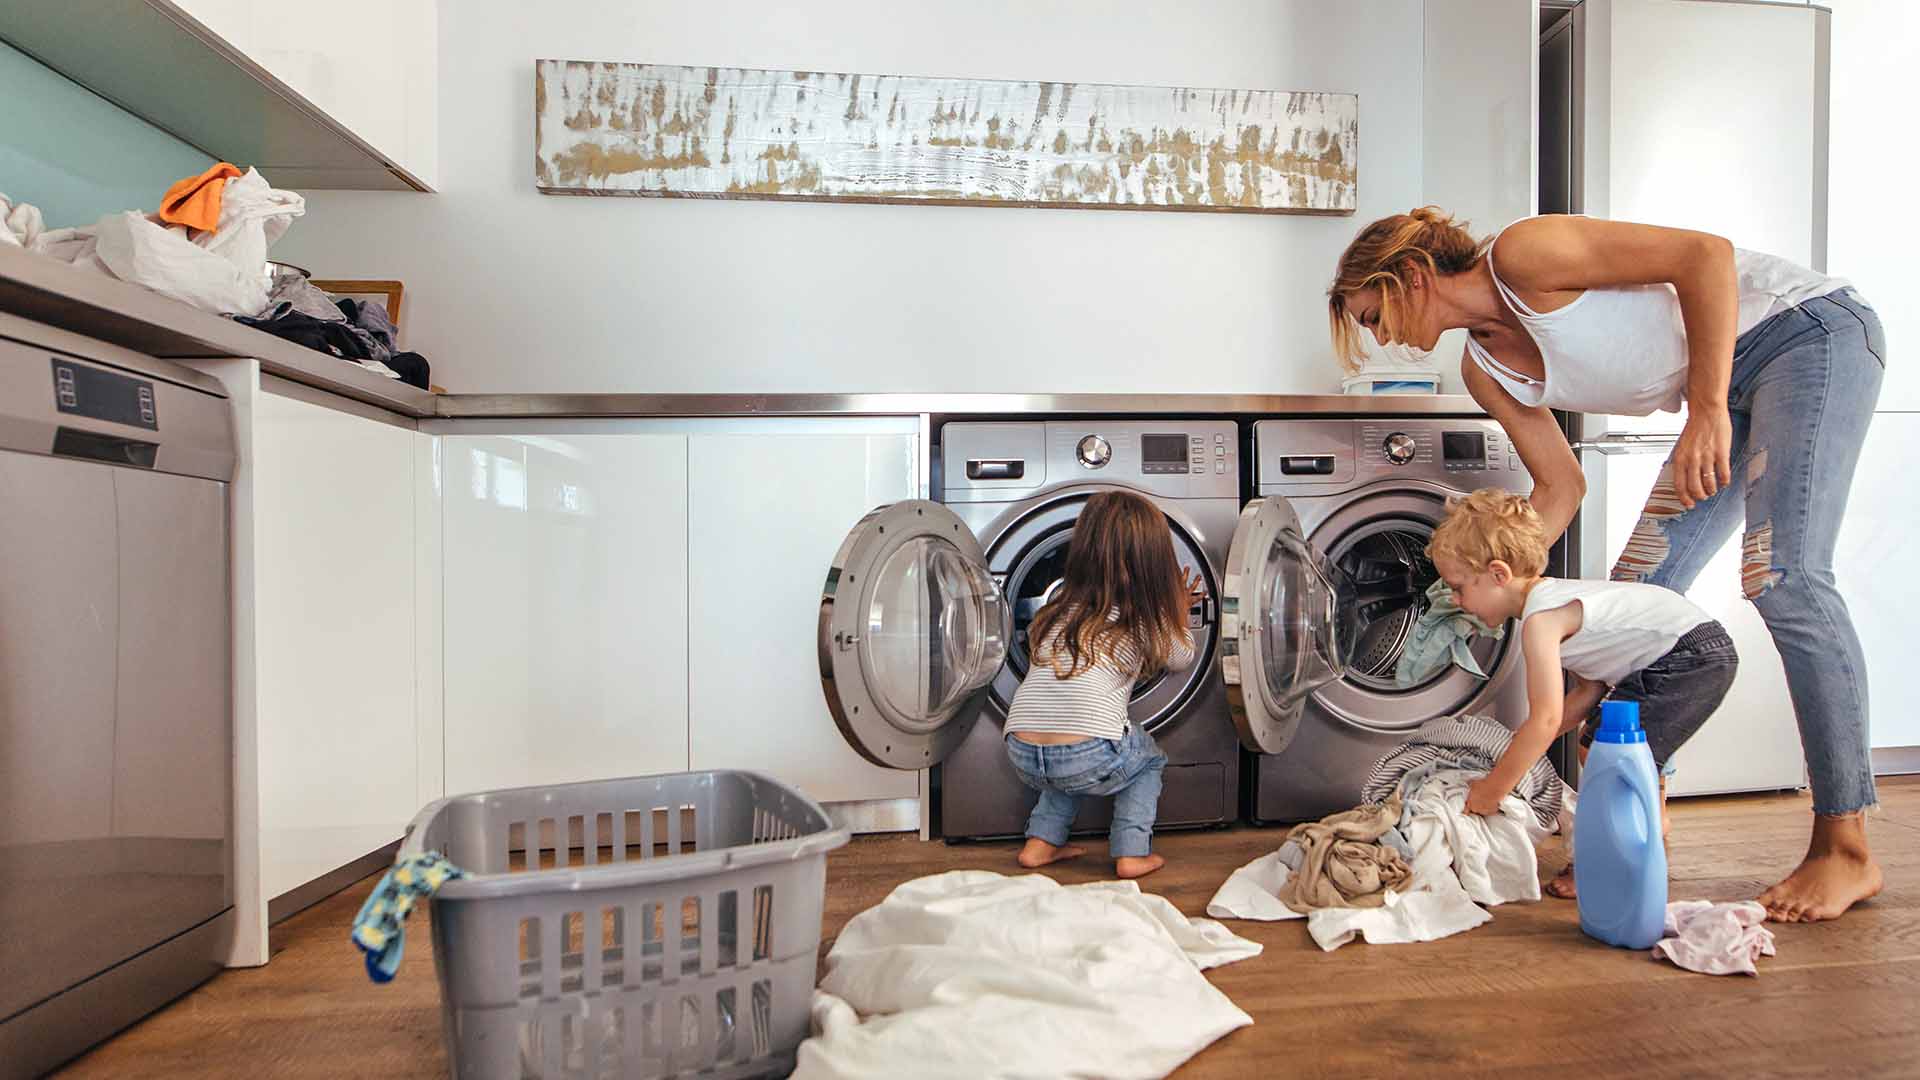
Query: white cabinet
167 0 438 188
441 434 690 794
687 428 920 804
1837 413 1920 750
253 390 422 899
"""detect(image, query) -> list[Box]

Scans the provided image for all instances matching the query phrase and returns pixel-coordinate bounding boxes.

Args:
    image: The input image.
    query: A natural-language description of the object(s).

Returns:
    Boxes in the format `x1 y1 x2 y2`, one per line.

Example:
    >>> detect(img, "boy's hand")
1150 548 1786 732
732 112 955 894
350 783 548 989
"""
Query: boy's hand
1464 776 1507 816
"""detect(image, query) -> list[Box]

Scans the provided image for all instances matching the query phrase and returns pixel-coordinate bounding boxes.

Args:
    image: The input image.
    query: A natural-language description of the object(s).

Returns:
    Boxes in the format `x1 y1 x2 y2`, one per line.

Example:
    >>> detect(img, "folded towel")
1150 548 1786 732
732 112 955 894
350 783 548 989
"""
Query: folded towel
350 851 464 983
1395 578 1502 687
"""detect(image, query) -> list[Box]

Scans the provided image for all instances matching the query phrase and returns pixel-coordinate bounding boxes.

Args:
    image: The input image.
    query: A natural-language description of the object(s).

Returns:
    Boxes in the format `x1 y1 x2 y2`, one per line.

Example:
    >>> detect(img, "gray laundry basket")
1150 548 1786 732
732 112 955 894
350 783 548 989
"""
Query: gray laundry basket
398 770 850 1079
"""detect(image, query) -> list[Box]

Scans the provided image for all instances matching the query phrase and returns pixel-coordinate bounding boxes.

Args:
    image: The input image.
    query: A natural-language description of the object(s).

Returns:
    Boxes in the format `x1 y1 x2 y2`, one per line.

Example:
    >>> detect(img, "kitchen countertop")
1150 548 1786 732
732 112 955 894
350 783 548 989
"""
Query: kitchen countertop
1 247 1485 421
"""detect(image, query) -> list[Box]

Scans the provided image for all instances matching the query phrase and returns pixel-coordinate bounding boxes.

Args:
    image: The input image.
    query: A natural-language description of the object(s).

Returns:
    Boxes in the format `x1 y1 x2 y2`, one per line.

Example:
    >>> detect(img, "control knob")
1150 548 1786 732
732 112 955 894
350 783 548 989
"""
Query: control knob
1076 434 1112 469
1383 432 1417 465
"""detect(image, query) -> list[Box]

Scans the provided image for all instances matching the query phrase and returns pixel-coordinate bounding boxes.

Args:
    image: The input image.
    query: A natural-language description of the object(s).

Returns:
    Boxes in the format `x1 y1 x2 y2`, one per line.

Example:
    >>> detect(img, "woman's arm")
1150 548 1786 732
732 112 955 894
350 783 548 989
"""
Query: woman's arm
1494 216 1739 507
1463 353 1586 542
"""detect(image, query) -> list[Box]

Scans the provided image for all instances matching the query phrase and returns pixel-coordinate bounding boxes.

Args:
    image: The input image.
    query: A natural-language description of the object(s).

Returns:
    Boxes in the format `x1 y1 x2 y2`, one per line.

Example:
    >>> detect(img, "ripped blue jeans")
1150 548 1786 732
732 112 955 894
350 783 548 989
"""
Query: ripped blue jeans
1610 289 1884 815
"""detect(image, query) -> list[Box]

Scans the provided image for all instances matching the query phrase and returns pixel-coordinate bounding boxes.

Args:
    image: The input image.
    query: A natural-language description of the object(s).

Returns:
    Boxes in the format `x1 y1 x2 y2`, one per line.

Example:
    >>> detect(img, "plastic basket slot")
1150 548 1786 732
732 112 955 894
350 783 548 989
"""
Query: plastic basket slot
753 884 774 963
517 916 541 1000
717 889 739 969
559 911 585 995
600 905 624 988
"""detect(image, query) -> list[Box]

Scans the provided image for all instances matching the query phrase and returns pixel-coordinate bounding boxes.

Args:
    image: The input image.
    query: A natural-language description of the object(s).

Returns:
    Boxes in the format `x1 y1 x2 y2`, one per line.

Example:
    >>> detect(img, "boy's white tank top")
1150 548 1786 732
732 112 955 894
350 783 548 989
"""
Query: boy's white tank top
1522 577 1711 686
1465 218 1848 417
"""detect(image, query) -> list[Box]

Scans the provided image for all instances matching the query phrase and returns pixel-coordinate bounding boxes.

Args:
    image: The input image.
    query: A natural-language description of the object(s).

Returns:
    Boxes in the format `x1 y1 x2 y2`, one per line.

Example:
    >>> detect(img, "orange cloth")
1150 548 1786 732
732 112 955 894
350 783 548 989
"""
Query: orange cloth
158 162 242 233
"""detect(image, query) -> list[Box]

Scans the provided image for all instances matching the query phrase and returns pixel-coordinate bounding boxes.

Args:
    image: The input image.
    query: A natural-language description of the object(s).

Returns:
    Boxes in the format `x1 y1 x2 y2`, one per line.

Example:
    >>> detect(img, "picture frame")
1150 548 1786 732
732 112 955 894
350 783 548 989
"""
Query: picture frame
312 279 404 328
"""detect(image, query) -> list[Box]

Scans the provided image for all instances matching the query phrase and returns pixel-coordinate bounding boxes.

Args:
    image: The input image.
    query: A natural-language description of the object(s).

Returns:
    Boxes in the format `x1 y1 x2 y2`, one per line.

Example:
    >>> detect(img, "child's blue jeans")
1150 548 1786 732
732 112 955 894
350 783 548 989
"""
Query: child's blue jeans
1004 725 1167 858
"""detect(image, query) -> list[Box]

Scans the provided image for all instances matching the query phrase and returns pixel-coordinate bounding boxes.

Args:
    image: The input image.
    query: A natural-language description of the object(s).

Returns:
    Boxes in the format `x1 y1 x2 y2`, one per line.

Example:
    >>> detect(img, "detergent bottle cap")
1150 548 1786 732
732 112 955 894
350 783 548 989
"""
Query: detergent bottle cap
1595 700 1647 744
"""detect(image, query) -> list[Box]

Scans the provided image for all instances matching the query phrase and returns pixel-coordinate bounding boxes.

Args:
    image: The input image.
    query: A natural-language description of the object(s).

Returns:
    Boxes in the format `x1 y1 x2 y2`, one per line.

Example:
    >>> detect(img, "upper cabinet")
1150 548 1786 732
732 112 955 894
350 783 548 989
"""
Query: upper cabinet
0 0 437 191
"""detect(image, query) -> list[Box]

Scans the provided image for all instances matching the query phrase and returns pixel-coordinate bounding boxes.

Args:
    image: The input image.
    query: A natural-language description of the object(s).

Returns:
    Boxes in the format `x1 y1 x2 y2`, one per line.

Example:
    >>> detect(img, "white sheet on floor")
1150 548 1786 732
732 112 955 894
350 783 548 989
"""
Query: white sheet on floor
1652 900 1777 975
793 870 1261 1080
1208 769 1549 951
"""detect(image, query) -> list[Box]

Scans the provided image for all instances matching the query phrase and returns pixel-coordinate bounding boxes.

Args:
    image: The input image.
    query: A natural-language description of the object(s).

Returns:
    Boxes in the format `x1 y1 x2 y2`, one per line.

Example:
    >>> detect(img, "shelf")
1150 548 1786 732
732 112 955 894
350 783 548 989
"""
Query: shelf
0 1 431 192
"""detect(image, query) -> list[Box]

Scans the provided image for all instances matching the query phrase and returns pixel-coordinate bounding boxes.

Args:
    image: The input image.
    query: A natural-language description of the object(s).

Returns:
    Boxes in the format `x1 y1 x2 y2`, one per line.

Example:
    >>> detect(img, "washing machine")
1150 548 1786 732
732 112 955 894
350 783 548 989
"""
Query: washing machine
1243 417 1536 824
813 420 1326 841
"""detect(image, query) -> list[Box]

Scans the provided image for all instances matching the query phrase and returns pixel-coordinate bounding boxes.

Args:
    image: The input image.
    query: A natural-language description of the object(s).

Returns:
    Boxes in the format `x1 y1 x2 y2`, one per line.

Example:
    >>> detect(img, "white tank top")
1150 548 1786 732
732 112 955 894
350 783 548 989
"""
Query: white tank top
1466 219 1849 416
1521 578 1711 685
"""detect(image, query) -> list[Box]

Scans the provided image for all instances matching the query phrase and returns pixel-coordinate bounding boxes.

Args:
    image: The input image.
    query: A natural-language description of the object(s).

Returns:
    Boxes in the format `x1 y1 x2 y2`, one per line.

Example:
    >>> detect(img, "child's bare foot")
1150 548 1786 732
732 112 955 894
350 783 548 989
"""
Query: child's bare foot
1115 854 1165 880
1759 814 1883 922
1016 837 1085 869
1546 866 1577 899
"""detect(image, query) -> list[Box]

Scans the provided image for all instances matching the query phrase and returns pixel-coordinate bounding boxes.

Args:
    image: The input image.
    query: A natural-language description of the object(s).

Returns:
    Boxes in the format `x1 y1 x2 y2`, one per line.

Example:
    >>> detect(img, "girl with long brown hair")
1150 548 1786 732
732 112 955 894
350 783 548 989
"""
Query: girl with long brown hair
1004 490 1203 880
1327 207 1884 922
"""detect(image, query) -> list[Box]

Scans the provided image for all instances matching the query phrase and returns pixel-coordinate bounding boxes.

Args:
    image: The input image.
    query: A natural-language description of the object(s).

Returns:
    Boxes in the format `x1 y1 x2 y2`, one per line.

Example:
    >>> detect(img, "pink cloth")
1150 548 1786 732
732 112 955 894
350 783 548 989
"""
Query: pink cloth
1651 900 1776 976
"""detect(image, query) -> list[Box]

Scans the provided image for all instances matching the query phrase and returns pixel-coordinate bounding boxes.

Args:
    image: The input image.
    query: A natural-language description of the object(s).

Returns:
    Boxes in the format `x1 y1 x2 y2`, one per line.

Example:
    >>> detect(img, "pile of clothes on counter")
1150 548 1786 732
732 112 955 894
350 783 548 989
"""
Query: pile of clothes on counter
1208 714 1571 950
2 164 428 389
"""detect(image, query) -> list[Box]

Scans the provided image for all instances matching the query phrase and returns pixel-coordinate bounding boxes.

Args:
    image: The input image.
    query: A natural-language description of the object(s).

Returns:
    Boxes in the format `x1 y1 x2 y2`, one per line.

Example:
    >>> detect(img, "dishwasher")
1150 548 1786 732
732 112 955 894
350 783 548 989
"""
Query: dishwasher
0 314 235 1078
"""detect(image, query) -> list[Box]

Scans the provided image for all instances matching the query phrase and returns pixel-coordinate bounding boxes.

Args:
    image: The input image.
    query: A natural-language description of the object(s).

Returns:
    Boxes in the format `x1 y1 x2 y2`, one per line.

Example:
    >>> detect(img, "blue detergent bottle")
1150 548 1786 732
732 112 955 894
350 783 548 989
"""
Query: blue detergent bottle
1574 700 1668 949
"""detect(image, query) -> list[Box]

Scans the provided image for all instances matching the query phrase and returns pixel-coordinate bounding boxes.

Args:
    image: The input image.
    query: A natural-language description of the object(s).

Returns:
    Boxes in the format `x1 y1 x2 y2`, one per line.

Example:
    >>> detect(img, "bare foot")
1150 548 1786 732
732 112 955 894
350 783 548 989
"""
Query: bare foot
1546 866 1577 899
1760 814 1884 923
1115 854 1165 880
1016 838 1085 869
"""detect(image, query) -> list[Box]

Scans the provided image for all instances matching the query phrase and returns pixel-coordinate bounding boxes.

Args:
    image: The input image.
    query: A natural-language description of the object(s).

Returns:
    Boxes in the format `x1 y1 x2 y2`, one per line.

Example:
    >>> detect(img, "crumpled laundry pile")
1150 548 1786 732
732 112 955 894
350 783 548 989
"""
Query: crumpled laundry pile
794 870 1260 1080
3 166 429 388
1210 714 1571 950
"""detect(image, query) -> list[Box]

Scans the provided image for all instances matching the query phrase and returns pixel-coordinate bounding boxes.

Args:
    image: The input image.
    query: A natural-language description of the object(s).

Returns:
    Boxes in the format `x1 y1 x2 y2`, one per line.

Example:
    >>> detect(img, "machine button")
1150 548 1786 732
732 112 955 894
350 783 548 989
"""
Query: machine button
1076 434 1112 469
1215 445 1225 457
1214 461 1225 474
1510 454 1521 471
1214 433 1226 444
1383 432 1417 465
1191 465 1205 474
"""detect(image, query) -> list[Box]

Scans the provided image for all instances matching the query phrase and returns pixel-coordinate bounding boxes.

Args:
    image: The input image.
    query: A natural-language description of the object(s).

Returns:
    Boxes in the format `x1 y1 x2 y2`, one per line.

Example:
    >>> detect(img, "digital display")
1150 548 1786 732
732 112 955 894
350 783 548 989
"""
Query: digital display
1442 431 1486 462
1141 434 1189 465
51 358 157 430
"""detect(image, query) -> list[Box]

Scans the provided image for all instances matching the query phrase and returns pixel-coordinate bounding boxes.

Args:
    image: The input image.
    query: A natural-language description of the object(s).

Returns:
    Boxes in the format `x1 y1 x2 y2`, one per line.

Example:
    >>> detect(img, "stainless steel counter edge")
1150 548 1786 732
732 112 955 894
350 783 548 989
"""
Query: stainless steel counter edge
430 392 1488 419
3 249 1489 421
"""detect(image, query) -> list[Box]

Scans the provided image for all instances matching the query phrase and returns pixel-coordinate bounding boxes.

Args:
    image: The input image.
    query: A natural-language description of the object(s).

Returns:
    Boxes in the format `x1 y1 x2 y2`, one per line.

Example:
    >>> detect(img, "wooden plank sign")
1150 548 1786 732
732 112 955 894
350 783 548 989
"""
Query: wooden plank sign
534 60 1357 214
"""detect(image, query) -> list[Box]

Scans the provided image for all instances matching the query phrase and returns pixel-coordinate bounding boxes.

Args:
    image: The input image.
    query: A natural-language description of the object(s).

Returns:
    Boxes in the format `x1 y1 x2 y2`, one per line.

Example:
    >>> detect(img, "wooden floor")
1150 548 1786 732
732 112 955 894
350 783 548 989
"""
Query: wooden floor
61 777 1920 1078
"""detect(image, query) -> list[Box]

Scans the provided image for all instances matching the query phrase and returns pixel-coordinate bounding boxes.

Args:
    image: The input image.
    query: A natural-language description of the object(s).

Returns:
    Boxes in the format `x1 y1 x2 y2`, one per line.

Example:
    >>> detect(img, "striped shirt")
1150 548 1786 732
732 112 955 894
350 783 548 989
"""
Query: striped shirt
1004 614 1196 741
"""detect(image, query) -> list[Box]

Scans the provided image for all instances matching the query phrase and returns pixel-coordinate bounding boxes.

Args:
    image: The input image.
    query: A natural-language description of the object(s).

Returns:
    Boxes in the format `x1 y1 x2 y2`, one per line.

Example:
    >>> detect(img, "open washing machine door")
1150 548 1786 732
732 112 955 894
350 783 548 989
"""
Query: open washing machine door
818 499 1012 770
1220 496 1350 754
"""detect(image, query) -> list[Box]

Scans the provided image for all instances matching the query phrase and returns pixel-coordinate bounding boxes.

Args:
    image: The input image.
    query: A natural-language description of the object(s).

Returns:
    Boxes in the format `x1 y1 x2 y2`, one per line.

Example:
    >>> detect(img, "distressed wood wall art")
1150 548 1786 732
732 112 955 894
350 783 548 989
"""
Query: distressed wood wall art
534 60 1357 214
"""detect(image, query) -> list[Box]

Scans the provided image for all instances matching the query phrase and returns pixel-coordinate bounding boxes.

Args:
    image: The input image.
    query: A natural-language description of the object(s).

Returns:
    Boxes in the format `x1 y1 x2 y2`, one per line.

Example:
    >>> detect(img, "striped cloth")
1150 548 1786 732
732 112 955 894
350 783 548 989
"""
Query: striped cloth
1361 713 1568 830
1006 620 1196 741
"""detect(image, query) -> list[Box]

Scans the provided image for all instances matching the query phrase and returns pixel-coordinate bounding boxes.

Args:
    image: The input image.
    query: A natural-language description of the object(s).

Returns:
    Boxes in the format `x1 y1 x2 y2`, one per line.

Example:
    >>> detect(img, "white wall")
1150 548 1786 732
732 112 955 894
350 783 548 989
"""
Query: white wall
1825 0 1918 411
273 0 1455 395
1421 0 1537 389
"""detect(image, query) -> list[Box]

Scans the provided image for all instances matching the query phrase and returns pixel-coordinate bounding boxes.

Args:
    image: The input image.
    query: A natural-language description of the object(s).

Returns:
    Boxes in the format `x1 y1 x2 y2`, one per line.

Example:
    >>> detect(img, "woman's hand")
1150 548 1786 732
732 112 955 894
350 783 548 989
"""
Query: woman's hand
1669 405 1733 508
1179 567 1205 604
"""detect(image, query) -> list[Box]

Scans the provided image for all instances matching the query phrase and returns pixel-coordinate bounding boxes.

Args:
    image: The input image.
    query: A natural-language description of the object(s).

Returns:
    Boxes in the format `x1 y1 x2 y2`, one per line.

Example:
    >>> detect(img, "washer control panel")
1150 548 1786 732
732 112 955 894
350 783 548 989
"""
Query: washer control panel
942 420 1240 501
1254 419 1532 495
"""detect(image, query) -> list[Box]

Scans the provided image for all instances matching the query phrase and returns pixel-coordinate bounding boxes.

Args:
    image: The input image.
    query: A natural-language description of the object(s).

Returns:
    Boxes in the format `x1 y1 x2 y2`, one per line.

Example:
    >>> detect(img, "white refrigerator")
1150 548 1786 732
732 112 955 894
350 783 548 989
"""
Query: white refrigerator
1540 0 1829 795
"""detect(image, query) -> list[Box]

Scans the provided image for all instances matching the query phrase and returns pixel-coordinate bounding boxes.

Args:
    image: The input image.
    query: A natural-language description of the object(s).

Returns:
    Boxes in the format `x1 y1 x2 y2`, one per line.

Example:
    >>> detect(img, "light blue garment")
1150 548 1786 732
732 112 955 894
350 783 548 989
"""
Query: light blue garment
1393 579 1502 687
1609 290 1882 815
1005 724 1168 858
350 851 464 983
1575 702 1668 949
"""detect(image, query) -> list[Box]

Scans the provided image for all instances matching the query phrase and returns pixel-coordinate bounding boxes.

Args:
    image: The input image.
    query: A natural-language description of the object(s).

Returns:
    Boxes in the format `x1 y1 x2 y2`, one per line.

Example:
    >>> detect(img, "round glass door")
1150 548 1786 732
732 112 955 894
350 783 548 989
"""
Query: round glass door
1222 497 1351 754
819 500 1010 770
